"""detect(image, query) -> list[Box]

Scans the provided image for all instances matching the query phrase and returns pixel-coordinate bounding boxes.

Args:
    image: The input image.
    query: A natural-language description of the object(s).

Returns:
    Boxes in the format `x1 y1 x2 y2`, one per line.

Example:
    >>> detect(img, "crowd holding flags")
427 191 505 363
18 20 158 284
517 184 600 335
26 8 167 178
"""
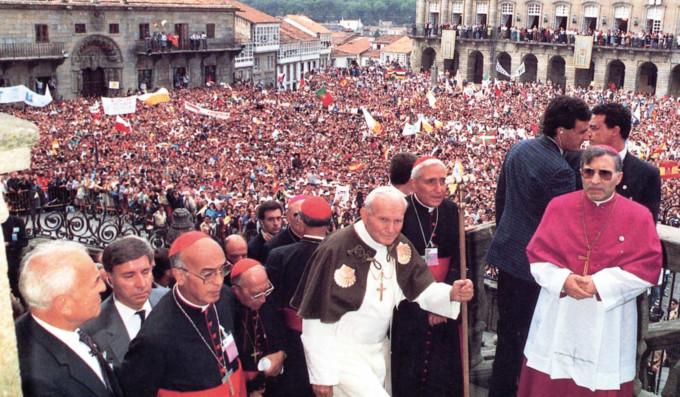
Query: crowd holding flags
114 115 132 133
362 107 384 135
315 87 334 107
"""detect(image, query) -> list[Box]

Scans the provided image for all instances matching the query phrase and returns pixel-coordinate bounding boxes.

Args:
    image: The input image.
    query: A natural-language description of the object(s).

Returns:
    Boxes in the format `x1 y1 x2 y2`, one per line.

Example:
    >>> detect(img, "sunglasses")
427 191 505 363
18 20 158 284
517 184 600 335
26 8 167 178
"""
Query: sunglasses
581 167 618 181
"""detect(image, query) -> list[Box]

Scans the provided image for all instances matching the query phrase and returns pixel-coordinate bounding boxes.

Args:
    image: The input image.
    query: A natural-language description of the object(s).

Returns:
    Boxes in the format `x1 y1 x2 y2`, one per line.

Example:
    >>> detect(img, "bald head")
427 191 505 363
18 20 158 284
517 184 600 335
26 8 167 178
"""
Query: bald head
224 234 248 265
231 264 270 311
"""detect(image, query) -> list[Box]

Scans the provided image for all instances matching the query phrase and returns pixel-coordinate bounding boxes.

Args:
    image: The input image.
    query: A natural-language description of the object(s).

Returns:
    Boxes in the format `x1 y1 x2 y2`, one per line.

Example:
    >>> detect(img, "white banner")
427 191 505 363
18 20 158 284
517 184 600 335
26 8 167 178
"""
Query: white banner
0 85 52 107
184 101 230 120
101 95 137 115
334 185 350 206
402 119 422 136
441 29 456 59
511 62 526 78
496 61 511 77
574 35 593 69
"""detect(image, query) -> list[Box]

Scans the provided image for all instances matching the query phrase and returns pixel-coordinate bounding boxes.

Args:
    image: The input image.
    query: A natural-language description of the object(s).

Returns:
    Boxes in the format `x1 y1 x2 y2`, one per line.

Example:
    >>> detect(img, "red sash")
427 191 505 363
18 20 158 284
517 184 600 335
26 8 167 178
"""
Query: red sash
429 256 450 283
157 363 246 397
280 308 302 332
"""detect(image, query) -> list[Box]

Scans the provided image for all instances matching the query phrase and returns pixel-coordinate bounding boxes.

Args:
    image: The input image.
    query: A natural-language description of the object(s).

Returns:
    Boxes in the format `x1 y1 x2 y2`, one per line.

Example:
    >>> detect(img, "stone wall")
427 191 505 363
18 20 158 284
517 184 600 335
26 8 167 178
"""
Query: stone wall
0 5 238 99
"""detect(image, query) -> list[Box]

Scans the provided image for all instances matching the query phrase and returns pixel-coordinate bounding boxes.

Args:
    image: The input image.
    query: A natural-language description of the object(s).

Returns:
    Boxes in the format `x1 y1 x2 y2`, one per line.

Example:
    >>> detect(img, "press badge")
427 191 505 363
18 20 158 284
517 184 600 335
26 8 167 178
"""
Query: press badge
221 326 239 362
425 247 438 267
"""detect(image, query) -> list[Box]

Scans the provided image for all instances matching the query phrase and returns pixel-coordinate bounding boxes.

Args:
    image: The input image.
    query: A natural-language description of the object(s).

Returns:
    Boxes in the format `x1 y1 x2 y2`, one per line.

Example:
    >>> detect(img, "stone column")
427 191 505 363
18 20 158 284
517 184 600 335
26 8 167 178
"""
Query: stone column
464 0 474 26
441 0 450 26
0 113 40 396
489 0 498 31
416 0 427 35
623 59 638 93
655 63 670 97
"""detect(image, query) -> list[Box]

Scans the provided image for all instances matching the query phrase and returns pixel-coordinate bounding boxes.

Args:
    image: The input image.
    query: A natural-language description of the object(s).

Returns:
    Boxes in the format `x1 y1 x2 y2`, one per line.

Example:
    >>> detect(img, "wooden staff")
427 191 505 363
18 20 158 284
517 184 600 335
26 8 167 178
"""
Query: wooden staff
451 174 474 397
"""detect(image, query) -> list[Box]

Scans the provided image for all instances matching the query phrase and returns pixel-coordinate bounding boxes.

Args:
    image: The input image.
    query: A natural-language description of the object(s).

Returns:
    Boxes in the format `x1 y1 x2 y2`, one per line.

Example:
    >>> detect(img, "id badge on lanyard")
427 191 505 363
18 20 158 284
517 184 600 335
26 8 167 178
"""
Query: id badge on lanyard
424 247 438 267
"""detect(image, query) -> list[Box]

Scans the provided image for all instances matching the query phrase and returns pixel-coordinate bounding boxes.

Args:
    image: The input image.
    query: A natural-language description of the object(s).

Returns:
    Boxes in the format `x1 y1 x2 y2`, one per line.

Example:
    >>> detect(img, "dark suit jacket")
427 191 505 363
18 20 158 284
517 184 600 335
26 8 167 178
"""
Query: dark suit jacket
568 150 661 221
247 232 267 263
81 287 168 368
15 313 123 397
485 135 576 281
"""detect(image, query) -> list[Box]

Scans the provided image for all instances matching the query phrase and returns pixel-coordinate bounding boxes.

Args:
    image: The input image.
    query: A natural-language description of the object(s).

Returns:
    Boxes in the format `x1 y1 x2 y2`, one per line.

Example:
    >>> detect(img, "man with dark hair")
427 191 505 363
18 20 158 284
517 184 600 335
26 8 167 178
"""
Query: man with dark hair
248 200 283 263
486 95 591 397
119 231 245 396
82 236 168 367
262 195 308 261
518 145 662 395
230 259 286 396
266 196 332 397
389 152 418 196
581 102 661 221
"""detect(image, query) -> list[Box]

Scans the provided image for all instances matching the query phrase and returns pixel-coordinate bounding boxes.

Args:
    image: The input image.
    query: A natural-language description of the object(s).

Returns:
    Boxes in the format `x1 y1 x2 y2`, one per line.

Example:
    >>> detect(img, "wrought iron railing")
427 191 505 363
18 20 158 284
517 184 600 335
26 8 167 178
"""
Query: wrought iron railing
0 42 66 59
5 187 233 249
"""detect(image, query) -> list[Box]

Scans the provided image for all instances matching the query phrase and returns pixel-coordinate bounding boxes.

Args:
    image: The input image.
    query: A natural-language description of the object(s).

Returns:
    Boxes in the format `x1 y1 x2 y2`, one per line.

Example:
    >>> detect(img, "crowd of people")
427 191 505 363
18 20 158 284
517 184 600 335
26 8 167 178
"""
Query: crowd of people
5 66 680 397
418 22 678 50
3 66 679 232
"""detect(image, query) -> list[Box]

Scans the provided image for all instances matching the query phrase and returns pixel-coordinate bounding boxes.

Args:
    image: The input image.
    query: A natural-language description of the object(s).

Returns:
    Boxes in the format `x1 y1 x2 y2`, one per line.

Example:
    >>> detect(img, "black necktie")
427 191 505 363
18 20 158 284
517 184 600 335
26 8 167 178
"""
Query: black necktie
78 329 114 397
136 310 146 325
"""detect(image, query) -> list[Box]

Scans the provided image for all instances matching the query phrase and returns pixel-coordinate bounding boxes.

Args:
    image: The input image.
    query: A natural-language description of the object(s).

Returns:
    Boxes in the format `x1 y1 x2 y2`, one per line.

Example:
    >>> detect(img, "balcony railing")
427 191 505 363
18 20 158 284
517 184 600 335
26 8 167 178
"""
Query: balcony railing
0 42 66 60
133 40 240 55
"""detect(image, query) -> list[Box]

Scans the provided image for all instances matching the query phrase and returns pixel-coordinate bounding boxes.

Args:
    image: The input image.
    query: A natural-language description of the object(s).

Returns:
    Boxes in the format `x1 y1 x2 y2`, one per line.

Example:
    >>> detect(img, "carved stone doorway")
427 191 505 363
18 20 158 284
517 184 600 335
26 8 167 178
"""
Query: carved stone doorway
71 35 123 97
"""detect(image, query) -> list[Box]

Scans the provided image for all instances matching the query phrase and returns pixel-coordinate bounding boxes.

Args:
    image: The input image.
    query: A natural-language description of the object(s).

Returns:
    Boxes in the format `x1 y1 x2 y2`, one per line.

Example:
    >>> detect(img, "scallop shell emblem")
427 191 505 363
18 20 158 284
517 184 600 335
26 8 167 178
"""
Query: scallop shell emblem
334 265 356 288
396 242 412 265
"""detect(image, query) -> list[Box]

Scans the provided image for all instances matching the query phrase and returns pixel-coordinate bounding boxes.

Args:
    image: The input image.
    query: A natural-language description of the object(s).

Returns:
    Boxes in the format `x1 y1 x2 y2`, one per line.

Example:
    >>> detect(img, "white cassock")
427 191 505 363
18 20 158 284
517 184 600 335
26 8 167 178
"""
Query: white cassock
301 221 461 397
524 262 653 391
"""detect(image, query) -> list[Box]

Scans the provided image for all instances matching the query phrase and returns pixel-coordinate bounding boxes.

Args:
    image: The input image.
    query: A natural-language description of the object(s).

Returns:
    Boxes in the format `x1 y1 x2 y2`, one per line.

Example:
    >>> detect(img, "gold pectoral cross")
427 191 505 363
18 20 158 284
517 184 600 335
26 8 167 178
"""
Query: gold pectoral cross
578 249 591 276
376 272 386 301
251 349 260 362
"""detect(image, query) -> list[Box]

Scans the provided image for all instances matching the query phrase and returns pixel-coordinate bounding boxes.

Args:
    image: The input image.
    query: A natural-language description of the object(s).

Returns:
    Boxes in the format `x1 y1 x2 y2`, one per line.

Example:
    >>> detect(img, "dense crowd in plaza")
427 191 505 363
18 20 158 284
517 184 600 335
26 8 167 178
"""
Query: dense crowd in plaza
3 66 679 231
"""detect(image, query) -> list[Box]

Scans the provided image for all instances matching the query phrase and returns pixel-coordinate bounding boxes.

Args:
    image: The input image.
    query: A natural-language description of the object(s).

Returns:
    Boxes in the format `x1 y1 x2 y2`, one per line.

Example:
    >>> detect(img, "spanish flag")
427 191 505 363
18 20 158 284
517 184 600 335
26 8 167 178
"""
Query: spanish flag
348 162 365 172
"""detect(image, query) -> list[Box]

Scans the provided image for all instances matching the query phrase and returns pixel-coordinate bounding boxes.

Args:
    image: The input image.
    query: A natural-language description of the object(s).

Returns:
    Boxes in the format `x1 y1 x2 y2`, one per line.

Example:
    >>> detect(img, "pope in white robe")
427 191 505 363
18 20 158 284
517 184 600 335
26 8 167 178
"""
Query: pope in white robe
290 186 474 397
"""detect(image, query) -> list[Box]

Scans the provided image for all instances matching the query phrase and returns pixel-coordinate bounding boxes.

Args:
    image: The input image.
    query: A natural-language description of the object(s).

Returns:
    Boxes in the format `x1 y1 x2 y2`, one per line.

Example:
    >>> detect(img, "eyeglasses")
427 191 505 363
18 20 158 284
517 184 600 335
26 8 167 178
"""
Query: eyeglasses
181 263 231 284
581 167 618 181
239 281 275 301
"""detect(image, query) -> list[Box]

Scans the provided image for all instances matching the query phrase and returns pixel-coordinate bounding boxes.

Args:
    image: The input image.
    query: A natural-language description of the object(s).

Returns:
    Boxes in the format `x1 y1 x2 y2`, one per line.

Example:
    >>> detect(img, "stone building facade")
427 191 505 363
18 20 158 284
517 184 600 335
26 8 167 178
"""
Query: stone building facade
411 0 680 96
0 0 240 100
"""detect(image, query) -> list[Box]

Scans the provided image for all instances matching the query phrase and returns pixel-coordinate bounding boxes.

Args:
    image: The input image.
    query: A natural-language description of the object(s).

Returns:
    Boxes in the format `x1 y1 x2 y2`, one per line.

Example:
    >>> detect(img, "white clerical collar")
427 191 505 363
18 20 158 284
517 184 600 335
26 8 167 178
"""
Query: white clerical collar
113 294 152 322
354 220 385 251
593 193 616 206
413 193 435 213
174 285 210 311
302 234 325 241
619 148 627 161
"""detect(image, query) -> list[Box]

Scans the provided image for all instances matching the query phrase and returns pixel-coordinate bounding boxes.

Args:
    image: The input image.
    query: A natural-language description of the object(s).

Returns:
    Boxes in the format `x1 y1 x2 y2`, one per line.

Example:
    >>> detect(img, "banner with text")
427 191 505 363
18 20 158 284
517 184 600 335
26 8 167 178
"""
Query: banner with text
0 85 52 107
101 95 137 115
184 101 230 120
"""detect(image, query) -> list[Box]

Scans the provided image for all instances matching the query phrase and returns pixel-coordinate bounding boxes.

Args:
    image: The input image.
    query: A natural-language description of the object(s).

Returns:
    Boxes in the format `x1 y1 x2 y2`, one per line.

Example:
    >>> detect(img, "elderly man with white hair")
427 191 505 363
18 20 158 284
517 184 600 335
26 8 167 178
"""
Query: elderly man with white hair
14 240 123 397
291 186 474 397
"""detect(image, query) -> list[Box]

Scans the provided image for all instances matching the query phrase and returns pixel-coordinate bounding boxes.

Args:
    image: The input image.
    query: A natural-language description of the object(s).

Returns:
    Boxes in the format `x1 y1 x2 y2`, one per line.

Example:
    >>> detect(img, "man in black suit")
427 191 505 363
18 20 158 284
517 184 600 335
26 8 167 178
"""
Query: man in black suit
81 236 168 368
248 200 283 263
15 240 123 397
583 102 661 221
486 96 592 397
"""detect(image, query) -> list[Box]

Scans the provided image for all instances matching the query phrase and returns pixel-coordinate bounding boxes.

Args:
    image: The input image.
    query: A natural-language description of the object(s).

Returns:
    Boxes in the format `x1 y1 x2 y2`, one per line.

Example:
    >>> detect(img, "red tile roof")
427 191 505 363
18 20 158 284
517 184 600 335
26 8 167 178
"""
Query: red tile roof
333 36 372 55
373 34 404 44
380 35 413 54
285 14 332 35
279 20 318 43
229 0 280 24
